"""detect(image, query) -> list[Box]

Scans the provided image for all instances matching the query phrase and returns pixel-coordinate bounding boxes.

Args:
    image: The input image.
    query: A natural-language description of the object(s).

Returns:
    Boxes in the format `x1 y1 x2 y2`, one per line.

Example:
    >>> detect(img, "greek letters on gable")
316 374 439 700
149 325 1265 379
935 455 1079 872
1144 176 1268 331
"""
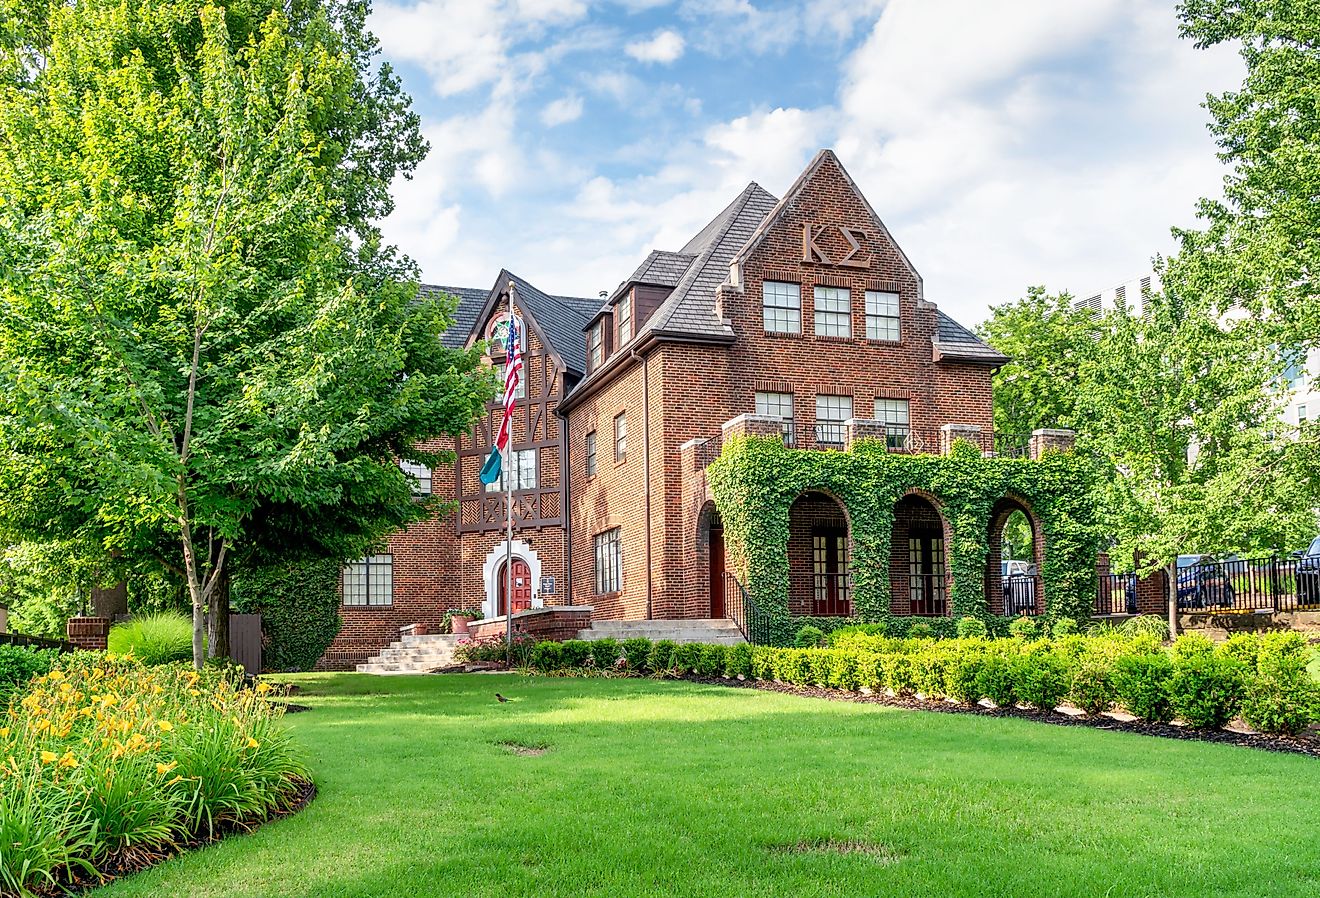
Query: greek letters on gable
801 224 873 269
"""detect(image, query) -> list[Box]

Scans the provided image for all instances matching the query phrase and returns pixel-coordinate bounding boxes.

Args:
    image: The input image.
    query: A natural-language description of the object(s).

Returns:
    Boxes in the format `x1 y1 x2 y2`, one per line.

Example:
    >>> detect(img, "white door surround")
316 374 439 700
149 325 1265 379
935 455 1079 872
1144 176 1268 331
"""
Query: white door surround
481 540 543 618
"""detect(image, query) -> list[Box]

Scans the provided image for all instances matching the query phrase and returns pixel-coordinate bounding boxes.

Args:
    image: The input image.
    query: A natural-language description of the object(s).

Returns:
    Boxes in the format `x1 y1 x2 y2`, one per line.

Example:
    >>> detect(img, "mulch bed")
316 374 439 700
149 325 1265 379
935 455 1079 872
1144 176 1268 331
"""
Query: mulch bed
692 676 1320 759
46 777 317 896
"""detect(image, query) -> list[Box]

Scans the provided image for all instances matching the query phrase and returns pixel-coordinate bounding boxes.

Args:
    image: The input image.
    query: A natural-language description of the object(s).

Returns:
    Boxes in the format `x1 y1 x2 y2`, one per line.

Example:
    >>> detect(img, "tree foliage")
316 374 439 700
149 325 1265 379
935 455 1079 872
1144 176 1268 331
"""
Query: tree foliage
0 0 491 667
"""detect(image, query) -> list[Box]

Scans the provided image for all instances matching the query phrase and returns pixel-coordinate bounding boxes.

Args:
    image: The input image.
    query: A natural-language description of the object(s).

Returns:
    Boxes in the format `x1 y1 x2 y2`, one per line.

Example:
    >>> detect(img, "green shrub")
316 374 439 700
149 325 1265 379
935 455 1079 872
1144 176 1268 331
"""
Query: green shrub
1118 614 1169 641
1049 617 1078 637
529 641 563 672
1008 616 1040 640
975 653 1017 707
885 653 917 695
1170 633 1215 663
827 622 887 644
1112 653 1174 723
622 638 652 671
724 642 753 678
907 621 934 640
1240 663 1320 735
956 617 987 639
558 640 592 669
647 639 678 674
231 557 342 672
669 642 701 675
794 625 825 648
1167 653 1244 729
946 648 986 703
1070 660 1117 716
588 638 620 669
751 646 776 680
0 644 58 702
1011 646 1070 710
1217 632 1261 669
107 613 194 665
693 644 727 677
1254 631 1310 669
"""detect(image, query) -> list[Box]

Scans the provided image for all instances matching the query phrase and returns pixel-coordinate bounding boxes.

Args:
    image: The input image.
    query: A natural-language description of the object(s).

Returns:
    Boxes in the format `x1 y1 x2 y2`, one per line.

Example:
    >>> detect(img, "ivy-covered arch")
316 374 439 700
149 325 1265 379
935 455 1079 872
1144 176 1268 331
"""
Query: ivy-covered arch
708 435 1101 644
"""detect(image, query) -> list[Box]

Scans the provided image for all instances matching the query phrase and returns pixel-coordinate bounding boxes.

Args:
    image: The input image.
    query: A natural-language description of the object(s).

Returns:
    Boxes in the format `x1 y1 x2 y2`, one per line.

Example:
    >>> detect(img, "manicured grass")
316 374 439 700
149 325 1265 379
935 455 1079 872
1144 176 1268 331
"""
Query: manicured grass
96 673 1320 898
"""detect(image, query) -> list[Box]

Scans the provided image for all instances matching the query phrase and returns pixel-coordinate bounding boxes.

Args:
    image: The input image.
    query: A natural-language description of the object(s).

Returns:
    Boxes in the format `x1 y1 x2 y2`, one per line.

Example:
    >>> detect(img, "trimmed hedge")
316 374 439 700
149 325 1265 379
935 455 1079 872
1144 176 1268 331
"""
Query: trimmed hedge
521 631 1320 733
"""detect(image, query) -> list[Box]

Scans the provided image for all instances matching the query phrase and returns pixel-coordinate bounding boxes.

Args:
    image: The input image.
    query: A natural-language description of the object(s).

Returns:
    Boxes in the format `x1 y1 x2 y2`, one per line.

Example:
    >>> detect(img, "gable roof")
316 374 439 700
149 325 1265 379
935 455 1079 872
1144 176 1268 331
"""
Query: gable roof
934 310 1009 365
452 270 601 377
422 284 490 349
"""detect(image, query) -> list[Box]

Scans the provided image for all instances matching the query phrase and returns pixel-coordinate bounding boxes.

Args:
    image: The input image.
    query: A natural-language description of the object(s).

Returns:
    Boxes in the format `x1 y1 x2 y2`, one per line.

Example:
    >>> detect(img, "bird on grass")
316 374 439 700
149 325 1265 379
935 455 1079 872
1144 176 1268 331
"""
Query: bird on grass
495 693 509 703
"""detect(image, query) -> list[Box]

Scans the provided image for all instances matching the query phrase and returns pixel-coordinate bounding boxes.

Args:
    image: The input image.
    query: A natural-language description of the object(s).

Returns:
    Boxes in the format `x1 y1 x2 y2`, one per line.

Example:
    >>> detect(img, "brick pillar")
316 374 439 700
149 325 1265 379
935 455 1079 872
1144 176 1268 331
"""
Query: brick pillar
1029 428 1076 459
844 418 888 451
940 423 984 455
0 604 7 634
721 413 788 442
67 617 110 651
1134 568 1168 616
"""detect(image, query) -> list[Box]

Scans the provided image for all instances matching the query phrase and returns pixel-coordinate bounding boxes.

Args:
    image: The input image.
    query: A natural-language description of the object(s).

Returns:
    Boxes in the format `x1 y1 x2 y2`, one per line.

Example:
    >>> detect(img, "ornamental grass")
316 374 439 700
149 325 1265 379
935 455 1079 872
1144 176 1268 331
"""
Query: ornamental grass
0 653 309 897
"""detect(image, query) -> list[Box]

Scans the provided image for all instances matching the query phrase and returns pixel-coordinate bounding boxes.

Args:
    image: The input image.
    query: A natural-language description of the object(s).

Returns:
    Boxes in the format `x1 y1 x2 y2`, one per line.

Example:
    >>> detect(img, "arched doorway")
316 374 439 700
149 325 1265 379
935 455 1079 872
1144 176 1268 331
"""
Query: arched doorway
890 494 949 616
986 497 1043 616
498 557 533 616
788 491 851 616
709 512 726 618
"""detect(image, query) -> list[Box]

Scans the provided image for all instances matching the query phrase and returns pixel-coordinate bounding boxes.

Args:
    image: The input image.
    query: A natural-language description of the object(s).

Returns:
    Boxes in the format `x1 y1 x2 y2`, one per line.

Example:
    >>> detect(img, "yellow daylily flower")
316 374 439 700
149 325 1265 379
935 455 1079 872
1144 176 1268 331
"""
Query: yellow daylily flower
156 720 174 732
255 682 271 694
156 761 178 775
47 670 64 682
246 736 260 749
58 752 78 769
40 750 57 764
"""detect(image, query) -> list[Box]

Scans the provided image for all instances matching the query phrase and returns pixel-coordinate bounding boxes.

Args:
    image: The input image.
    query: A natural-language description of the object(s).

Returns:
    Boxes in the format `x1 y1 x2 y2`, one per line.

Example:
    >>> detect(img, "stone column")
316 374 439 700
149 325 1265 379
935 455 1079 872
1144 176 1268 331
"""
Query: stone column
940 423 984 455
844 418 889 451
721 413 790 443
1029 428 1076 459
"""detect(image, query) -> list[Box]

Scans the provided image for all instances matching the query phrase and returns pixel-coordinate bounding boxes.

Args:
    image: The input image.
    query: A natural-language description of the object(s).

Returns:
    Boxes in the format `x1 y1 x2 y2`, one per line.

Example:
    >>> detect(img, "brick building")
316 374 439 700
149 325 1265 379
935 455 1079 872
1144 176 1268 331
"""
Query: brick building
322 149 1065 668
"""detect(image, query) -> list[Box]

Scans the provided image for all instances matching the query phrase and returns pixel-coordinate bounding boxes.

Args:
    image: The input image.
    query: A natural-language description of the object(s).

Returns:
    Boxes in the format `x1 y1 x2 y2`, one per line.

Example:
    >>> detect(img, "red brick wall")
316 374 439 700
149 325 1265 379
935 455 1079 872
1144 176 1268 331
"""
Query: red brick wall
67 617 109 651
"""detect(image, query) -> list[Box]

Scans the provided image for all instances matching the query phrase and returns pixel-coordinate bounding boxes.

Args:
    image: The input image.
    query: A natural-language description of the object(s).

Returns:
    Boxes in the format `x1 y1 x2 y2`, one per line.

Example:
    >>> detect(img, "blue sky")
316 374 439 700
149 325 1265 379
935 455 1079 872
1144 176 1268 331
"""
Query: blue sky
369 0 1243 326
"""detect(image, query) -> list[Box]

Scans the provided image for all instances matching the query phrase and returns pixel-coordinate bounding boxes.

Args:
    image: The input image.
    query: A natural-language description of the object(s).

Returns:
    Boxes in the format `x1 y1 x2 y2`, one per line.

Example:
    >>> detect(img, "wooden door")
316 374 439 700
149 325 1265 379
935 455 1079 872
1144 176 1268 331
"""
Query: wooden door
499 558 533 615
908 531 947 616
710 517 726 618
812 528 850 615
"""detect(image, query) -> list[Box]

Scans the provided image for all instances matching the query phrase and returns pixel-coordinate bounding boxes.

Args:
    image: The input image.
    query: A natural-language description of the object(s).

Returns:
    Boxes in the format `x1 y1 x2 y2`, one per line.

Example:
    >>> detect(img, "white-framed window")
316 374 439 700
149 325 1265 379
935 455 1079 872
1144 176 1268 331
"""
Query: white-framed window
617 297 632 346
814 286 851 338
400 460 432 496
615 411 627 462
496 359 526 400
343 555 392 606
1299 404 1309 423
874 398 910 451
585 430 597 476
865 290 900 341
755 391 795 445
485 448 537 492
762 281 802 334
815 394 852 447
588 322 604 370
594 528 622 595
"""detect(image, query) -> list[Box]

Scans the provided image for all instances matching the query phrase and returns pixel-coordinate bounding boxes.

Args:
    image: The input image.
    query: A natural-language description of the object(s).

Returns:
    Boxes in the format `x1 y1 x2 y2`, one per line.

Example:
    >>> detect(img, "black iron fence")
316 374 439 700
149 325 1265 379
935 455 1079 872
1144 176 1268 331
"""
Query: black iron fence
0 631 75 652
1003 576 1042 616
724 572 772 645
1093 557 1320 616
1095 572 1138 616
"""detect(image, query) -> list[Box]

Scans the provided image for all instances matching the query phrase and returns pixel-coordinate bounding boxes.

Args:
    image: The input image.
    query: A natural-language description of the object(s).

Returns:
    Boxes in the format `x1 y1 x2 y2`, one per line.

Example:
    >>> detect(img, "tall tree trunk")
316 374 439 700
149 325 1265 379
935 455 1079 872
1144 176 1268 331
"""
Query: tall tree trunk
1166 561 1178 640
206 564 230 660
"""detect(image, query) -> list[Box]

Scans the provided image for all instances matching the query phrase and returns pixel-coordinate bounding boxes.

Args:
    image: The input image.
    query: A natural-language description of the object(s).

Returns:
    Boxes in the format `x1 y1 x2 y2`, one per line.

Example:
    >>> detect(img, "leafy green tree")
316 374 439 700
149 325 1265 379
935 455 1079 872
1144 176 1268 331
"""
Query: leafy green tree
1170 0 1320 347
0 0 490 667
977 287 1099 438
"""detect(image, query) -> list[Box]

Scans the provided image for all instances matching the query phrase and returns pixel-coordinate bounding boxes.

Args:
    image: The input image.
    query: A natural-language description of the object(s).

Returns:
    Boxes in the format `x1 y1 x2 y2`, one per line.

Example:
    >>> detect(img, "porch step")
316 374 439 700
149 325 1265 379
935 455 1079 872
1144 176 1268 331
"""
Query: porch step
576 619 745 645
356 634 461 674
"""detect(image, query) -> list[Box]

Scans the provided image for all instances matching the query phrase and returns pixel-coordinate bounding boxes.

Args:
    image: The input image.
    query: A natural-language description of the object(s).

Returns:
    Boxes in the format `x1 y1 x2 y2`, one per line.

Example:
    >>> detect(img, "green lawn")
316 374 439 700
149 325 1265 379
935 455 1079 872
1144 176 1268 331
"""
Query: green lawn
96 673 1320 898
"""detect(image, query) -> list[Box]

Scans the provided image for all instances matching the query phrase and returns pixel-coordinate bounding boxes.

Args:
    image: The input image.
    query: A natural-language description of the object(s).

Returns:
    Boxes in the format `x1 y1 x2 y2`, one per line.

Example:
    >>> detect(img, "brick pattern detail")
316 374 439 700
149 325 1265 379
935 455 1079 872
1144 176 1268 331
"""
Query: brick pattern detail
67 617 110 651
1030 428 1077 459
467 607 593 642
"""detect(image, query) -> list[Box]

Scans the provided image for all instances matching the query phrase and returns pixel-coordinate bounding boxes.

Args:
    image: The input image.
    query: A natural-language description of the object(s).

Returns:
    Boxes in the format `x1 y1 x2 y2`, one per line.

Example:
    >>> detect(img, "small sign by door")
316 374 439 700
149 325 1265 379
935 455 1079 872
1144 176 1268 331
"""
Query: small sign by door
541 576 556 595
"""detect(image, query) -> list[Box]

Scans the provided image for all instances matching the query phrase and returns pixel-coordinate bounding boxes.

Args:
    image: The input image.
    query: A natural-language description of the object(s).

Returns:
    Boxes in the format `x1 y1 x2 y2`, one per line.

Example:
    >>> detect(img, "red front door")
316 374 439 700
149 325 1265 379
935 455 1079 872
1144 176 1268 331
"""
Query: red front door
499 559 532 616
710 517 726 618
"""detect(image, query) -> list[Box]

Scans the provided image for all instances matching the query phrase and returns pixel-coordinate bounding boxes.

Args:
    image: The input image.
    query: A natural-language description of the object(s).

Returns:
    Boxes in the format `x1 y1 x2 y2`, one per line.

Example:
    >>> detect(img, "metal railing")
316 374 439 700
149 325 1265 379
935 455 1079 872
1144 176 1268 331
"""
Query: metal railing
783 422 938 454
1176 556 1318 613
724 571 772 645
0 632 75 652
1003 575 1043 616
1095 572 1138 616
790 571 853 617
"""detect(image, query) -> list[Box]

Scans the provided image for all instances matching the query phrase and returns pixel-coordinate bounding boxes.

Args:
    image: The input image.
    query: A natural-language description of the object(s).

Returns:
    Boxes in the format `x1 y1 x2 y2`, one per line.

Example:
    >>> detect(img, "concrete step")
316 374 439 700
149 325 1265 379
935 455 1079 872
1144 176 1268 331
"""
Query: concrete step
576 619 745 645
357 632 462 675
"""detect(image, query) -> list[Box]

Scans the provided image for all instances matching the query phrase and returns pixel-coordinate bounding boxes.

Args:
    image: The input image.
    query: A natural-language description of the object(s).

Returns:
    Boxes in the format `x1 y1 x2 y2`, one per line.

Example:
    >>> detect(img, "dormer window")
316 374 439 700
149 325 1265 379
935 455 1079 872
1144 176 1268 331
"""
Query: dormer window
617 296 632 345
588 322 604 370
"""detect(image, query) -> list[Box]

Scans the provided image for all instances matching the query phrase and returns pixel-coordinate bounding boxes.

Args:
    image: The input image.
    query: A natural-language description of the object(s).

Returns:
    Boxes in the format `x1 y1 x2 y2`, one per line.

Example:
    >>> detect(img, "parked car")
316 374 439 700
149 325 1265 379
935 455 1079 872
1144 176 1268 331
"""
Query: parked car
1297 537 1320 605
1002 560 1038 615
1175 554 1235 609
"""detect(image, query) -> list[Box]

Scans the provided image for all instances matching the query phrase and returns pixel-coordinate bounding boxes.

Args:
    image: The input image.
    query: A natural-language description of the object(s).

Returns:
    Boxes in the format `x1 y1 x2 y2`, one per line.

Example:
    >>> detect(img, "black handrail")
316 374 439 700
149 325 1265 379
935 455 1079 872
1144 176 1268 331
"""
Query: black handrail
724 571 771 645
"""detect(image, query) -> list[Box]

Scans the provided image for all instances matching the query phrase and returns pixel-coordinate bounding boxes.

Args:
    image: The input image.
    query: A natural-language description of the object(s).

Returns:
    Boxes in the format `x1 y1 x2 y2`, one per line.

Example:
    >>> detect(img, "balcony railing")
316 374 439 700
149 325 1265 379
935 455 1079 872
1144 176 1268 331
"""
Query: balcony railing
783 421 935 454
790 571 853 617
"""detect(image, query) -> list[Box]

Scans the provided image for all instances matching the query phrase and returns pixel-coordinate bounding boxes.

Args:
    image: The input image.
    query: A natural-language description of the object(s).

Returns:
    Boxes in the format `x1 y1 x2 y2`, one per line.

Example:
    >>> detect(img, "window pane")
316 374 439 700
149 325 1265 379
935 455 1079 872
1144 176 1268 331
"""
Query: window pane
813 286 851 338
586 431 597 476
762 281 802 334
874 398 909 425
615 412 627 461
589 324 603 369
594 528 622 594
865 290 900 341
399 460 432 496
343 560 367 606
815 394 852 447
755 391 793 420
618 299 632 345
497 361 526 400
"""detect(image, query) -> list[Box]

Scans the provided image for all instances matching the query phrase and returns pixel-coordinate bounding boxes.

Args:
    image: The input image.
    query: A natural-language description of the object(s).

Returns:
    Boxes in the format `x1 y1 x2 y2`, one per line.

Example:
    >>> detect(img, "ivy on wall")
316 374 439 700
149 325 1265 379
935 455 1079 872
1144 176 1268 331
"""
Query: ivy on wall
231 558 343 672
708 435 1102 646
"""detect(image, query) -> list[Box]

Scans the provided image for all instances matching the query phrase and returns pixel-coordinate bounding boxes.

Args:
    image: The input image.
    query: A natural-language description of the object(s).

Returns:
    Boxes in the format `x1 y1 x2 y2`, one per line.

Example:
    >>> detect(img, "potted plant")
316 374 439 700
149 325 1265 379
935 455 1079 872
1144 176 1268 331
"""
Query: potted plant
445 608 483 635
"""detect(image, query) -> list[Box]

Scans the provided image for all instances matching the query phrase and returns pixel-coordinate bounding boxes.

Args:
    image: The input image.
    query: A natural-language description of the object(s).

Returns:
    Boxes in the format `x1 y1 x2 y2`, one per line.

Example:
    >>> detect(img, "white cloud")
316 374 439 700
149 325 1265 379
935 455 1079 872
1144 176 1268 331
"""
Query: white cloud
625 29 686 64
541 94 585 126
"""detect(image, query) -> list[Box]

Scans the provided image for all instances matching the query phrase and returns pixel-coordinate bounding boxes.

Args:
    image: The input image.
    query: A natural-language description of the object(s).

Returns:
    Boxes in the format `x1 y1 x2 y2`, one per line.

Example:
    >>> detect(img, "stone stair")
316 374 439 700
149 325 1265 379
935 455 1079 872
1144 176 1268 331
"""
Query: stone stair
356 634 461 675
575 619 746 645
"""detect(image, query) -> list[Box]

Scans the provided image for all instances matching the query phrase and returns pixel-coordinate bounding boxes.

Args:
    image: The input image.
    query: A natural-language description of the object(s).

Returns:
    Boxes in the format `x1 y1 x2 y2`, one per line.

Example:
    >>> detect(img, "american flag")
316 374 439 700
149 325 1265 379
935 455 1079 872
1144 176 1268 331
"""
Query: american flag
493 314 523 455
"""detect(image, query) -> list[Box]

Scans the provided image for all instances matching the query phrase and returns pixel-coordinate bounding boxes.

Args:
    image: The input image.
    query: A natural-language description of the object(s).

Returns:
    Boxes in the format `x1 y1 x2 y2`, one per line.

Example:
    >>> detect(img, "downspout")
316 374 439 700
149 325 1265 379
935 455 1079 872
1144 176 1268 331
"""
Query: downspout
562 373 572 606
632 348 653 619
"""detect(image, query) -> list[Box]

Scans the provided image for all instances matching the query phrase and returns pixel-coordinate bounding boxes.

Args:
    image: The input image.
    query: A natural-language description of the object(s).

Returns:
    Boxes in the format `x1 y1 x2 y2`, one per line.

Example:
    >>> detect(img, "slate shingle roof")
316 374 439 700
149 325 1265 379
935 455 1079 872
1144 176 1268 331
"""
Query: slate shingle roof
423 284 489 349
626 250 697 289
934 310 1008 364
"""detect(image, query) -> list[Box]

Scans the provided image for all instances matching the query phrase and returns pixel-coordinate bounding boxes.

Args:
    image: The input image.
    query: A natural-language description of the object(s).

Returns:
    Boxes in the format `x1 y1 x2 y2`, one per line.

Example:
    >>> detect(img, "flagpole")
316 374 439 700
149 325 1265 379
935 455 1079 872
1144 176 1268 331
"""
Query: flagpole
504 281 515 669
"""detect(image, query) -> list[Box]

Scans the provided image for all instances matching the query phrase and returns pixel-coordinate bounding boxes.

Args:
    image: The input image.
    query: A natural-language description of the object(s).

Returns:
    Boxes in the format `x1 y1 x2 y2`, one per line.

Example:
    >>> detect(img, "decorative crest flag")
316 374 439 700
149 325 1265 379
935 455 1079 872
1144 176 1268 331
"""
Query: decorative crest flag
478 312 523 485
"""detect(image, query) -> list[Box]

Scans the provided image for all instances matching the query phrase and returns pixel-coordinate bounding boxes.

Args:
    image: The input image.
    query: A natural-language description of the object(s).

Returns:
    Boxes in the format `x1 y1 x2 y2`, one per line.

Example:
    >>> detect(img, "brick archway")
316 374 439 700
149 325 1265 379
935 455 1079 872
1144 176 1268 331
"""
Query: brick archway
985 496 1045 616
889 492 951 616
788 491 851 616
